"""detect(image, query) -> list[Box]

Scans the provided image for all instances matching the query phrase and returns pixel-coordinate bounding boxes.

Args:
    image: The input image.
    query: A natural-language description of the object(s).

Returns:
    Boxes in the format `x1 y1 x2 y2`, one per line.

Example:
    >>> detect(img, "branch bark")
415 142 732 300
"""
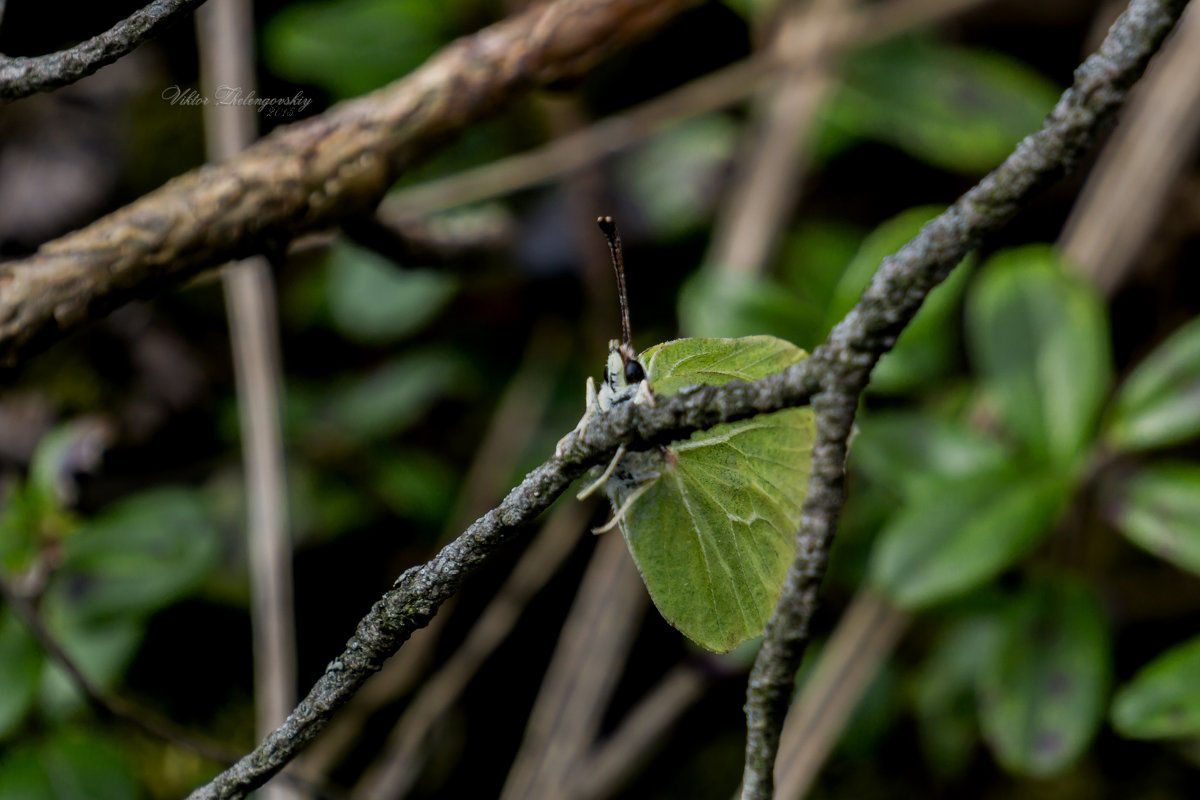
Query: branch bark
0 0 208 102
5 1 1188 798
182 347 817 799
739 1 1191 797
0 0 701 366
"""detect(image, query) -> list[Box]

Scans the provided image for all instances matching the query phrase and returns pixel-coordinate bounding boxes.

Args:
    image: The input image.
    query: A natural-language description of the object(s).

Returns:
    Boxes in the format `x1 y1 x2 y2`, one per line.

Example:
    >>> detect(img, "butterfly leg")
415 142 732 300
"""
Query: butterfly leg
576 443 625 500
633 381 656 407
592 479 653 535
556 377 599 458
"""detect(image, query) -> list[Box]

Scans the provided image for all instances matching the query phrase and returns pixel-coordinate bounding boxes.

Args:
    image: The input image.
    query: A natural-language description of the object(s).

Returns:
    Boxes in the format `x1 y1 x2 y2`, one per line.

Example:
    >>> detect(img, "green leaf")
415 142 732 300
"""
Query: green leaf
0 609 42 738
286 465 373 544
678 270 823 349
0 730 138 800
603 336 814 653
851 412 1009 497
41 730 138 800
37 616 142 719
820 36 1061 173
326 240 458 345
827 206 946 325
323 350 469 440
56 488 222 621
371 450 457 526
978 576 1110 777
966 245 1111 466
618 115 739 239
826 206 971 394
1106 315 1200 450
0 743 54 799
914 615 1001 777
1112 635 1200 739
779 219 864 310
0 481 56 573
265 0 453 98
1107 463 1200 577
868 465 1068 609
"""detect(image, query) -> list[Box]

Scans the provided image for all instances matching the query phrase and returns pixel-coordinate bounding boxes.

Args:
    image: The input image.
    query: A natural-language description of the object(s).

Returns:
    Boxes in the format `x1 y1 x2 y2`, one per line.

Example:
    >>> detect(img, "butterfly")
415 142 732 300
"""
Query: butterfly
565 217 814 653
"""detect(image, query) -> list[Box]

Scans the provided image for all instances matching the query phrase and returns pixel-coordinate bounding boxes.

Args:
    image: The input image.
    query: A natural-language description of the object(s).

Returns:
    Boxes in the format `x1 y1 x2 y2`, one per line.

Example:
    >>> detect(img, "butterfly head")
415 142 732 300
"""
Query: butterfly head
599 339 646 409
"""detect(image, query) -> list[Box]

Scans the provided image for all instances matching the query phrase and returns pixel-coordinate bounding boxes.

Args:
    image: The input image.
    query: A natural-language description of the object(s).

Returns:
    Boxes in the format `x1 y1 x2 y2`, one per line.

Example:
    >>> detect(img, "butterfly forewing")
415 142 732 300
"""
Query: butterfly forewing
613 335 814 653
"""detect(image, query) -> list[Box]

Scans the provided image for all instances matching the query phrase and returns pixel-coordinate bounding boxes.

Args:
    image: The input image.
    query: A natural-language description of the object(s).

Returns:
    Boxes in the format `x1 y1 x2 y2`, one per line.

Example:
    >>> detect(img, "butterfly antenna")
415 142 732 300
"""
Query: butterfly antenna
597 216 633 348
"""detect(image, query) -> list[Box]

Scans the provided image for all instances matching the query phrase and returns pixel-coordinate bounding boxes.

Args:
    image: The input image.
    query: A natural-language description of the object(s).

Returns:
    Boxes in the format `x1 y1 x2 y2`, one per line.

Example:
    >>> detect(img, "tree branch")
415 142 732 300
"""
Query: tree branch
0 0 701 367
739 1 1192 797
0 0 208 102
183 361 821 799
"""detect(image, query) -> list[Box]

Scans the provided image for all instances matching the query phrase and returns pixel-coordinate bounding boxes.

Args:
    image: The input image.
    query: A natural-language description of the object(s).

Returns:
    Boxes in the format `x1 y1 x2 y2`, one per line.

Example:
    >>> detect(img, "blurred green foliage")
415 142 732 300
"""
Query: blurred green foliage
264 0 475 99
2 2 1198 798
0 430 222 795
816 36 1062 173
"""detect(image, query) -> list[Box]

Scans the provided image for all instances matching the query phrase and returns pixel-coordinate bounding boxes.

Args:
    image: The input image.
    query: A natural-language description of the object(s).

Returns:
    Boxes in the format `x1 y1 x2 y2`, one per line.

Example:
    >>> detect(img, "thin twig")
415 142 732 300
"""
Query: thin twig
739 2 1191 797
1058 3 1200 295
498 531 647 800
0 0 207 102
571 661 712 800
183 353 821 799
384 0 994 216
705 0 849 277
773 590 909 799
0 0 703 366
352 499 593 800
196 3 298 800
0 574 238 765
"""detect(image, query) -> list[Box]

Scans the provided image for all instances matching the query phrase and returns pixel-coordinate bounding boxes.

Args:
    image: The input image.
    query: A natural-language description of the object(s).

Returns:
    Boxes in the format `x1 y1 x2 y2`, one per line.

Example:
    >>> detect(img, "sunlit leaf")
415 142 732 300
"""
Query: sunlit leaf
678 270 822 349
868 465 1068 609
827 206 971 394
597 336 814 652
966 245 1111 466
820 36 1061 173
851 412 1009 499
1107 463 1200 577
1112 634 1200 739
978 576 1110 777
1106 315 1200 451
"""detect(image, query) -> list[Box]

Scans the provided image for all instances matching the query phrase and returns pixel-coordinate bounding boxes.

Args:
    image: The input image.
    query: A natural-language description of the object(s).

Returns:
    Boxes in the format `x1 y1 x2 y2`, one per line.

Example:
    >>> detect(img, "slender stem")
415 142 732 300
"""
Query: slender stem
196 7 298 800
0 0 208 101
739 1 1192 797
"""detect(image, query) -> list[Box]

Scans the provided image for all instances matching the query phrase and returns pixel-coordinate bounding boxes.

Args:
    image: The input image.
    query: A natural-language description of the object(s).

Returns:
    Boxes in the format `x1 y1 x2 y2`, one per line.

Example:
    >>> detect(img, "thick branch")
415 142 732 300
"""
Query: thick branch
739 1 1192 797
0 0 701 366
184 363 820 799
0 0 208 102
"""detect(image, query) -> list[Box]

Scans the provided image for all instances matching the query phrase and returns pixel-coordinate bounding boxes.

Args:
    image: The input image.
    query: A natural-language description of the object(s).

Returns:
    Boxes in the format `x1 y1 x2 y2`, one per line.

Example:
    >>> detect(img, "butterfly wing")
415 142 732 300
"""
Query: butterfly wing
618 336 814 653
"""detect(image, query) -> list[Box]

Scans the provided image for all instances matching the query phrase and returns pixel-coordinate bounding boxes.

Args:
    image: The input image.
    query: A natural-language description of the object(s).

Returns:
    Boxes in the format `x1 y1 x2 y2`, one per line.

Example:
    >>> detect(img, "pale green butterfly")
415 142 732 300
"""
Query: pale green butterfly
566 217 815 654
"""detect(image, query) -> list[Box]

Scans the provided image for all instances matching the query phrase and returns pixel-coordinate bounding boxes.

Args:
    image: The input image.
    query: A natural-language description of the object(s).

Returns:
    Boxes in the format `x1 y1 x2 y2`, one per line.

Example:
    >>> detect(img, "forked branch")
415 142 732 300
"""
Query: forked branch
0 0 701 366
741 1 1191 797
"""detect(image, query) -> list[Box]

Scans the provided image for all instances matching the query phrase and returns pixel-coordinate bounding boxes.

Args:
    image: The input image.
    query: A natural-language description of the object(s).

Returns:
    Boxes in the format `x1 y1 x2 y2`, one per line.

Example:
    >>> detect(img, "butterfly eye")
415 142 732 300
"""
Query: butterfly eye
624 359 645 384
